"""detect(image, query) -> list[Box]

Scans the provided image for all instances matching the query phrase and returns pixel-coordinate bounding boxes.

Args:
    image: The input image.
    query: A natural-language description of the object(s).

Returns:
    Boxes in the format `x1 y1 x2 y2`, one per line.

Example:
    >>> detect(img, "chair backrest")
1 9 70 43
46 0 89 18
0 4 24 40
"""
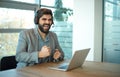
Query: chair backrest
0 55 17 71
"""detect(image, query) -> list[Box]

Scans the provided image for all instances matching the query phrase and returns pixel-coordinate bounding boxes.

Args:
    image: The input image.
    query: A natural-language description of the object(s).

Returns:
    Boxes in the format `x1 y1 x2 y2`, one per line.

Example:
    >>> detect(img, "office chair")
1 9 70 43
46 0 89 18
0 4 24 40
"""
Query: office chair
0 55 17 71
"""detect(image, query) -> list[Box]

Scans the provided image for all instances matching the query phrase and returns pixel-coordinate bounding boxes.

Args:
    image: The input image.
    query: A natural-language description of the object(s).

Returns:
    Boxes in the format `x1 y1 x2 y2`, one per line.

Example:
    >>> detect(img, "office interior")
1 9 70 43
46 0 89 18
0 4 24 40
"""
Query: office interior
0 0 120 71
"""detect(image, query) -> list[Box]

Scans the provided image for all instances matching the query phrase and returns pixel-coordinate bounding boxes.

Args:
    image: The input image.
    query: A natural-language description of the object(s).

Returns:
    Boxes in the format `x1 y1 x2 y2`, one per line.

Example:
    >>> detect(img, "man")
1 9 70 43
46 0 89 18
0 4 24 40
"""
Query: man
16 8 64 68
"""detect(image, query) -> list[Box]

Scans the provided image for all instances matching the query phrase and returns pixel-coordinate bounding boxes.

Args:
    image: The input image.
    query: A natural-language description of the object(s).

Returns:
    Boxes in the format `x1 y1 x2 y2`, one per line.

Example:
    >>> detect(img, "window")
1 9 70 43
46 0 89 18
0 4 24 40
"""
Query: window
0 8 34 29
103 0 120 64
0 33 18 59
0 8 35 59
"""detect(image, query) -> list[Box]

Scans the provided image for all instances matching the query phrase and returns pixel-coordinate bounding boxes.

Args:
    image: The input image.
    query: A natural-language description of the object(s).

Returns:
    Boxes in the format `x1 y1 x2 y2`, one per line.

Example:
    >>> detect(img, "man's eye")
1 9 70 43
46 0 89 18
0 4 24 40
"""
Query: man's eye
42 18 46 20
49 19 52 21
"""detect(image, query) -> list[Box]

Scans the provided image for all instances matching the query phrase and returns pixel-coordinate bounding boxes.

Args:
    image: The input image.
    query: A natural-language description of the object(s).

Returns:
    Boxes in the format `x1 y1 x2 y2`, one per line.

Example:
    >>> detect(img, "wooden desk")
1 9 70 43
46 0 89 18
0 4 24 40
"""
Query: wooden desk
0 61 120 77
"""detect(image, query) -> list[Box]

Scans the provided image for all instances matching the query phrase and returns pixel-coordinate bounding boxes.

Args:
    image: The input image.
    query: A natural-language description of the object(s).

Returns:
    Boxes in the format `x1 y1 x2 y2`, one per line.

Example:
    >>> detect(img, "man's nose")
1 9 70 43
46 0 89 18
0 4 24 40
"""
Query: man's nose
45 20 50 24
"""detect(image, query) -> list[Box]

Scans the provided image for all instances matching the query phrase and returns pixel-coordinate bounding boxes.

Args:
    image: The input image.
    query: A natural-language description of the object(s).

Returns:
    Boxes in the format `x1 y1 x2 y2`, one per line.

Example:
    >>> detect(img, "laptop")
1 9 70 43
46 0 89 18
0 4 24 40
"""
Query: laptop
48 48 90 71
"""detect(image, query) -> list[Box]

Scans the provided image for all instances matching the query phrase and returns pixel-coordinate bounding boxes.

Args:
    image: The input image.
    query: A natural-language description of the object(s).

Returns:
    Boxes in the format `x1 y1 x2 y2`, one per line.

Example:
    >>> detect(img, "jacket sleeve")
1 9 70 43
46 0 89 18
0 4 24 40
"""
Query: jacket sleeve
52 33 64 61
16 31 39 64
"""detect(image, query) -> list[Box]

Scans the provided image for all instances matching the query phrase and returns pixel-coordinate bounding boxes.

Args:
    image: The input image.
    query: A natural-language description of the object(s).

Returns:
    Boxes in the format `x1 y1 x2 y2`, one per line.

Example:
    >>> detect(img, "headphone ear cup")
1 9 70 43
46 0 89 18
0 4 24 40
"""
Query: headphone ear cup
34 12 38 24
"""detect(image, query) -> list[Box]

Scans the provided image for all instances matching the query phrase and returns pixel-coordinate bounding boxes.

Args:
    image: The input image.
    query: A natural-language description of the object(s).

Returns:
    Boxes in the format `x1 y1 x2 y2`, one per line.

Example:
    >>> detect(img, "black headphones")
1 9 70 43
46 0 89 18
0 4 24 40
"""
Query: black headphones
34 8 54 25
34 11 39 24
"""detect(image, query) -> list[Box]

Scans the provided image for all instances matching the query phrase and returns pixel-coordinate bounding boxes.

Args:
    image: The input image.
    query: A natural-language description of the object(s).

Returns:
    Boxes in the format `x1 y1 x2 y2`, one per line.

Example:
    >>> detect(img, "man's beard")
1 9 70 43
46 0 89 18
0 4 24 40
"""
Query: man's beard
38 24 51 34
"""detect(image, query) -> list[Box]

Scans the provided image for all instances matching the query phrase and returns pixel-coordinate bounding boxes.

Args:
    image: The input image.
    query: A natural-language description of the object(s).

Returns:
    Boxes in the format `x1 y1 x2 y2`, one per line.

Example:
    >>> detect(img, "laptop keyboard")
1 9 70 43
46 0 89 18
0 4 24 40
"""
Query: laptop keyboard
58 65 67 69
58 63 69 69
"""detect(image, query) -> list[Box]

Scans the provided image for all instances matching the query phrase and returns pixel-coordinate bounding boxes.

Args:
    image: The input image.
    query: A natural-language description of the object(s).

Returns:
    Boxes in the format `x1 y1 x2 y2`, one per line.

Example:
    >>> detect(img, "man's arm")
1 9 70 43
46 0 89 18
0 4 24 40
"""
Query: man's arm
16 31 39 64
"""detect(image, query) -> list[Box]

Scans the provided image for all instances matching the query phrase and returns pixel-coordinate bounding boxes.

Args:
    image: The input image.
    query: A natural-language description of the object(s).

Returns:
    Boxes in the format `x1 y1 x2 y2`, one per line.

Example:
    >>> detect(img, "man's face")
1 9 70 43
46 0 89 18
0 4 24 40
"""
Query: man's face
38 14 53 34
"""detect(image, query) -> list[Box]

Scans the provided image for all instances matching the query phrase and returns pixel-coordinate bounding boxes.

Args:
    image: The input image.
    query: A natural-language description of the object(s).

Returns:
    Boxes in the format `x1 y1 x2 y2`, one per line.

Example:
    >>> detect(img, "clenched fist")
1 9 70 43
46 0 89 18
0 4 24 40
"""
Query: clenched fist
38 46 51 58
53 49 61 60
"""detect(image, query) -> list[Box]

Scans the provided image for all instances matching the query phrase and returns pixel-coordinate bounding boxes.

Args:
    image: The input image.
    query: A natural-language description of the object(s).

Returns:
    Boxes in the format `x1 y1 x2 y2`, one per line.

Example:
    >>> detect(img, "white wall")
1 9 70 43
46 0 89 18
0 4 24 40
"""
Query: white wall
73 0 103 61
73 0 94 61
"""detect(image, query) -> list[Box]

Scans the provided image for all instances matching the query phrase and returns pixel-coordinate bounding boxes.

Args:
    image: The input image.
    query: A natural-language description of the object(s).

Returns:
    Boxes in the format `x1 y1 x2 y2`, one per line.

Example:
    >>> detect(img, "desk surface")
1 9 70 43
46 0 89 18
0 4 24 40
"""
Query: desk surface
0 61 120 77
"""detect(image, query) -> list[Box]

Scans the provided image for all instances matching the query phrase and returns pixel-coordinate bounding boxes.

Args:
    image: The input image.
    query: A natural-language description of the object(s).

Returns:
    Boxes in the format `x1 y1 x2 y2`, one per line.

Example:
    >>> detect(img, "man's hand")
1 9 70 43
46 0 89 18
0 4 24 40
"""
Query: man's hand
53 49 61 60
38 46 51 58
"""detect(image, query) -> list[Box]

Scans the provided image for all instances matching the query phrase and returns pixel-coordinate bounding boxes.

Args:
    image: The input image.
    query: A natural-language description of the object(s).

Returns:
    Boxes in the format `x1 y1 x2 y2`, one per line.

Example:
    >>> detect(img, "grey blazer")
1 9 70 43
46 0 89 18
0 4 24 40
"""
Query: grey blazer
16 28 64 68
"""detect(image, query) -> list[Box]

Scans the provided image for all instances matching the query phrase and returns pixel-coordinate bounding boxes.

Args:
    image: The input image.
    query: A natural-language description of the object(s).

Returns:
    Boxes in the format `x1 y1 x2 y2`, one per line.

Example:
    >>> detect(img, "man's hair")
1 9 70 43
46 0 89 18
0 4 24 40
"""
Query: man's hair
34 8 54 24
